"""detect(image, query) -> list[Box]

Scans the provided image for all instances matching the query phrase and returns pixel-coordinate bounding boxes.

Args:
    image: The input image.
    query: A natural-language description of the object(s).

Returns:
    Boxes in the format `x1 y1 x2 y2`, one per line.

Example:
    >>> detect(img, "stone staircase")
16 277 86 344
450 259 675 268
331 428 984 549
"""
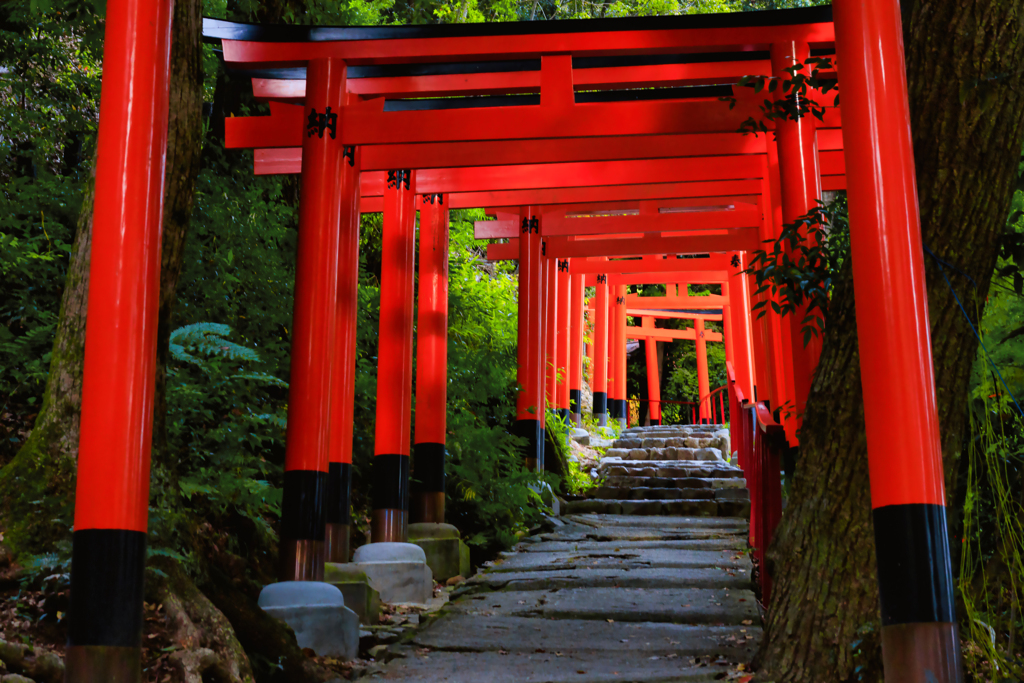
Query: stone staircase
567 424 751 518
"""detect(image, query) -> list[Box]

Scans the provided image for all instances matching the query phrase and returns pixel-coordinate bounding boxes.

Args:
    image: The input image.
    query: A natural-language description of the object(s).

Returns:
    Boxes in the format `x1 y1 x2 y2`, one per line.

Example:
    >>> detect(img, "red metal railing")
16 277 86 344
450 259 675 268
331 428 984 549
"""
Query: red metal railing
697 385 729 425
727 362 784 603
635 393 729 426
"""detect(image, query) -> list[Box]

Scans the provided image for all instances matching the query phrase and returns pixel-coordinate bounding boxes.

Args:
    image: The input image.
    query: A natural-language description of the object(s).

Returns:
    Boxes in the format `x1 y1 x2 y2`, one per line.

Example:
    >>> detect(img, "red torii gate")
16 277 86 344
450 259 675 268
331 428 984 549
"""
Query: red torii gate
69 3 959 682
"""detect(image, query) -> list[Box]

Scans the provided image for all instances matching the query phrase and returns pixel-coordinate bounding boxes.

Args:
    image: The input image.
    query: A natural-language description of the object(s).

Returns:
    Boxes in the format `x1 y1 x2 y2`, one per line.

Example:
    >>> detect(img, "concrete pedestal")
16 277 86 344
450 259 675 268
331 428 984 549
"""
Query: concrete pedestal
408 523 472 582
352 542 434 604
257 581 359 659
324 563 382 624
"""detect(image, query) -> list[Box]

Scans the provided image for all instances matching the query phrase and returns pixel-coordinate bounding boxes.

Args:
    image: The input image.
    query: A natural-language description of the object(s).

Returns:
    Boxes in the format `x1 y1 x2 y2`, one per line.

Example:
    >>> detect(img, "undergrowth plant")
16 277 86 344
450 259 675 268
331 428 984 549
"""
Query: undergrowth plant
959 397 1024 681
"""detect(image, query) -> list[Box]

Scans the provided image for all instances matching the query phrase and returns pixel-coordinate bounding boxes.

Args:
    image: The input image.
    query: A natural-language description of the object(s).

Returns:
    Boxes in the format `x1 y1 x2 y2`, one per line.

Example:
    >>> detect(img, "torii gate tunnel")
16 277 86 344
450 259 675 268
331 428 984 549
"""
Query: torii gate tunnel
68 1 960 681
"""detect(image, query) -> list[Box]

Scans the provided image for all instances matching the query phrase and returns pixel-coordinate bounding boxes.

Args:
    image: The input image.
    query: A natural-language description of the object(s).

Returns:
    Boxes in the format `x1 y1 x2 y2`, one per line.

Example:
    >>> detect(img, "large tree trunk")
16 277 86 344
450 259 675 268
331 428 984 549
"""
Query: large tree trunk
754 1 1024 681
152 0 205 487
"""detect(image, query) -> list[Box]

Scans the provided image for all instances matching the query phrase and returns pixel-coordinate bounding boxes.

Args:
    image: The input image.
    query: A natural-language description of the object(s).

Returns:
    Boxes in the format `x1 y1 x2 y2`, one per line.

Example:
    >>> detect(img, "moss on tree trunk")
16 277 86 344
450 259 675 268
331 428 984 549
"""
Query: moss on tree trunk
754 1 1024 681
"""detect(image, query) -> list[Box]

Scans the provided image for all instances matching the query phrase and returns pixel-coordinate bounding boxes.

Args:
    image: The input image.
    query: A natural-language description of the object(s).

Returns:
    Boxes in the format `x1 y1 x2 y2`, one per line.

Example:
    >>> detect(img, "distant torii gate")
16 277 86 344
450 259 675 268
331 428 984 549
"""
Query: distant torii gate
68 3 961 681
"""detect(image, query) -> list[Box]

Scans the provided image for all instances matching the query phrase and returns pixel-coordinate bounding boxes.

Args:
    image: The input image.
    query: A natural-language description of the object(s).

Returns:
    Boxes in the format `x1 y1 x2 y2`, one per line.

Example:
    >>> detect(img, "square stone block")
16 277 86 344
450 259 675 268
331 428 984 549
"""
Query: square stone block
409 524 467 582
324 563 382 624
258 582 359 659
352 543 435 604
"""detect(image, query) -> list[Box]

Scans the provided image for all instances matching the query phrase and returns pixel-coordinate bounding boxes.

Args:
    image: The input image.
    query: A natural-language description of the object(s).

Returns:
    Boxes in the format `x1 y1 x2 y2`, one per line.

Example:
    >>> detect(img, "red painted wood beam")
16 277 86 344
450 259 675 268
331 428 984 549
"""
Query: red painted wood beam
540 207 762 236
625 293 727 307
547 230 761 257
571 253 732 274
252 143 845 178
358 156 762 198
251 132 773 170
228 91 841 148
626 309 723 321
447 180 765 212
252 60 774 102
609 271 728 285
625 326 723 342
251 131 810 174
220 22 834 65
476 202 760 238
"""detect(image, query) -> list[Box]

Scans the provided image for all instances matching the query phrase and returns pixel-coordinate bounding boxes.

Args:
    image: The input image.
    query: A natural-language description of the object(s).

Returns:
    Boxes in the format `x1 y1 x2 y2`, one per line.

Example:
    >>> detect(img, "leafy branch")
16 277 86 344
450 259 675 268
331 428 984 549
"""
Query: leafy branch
744 194 849 347
720 57 840 136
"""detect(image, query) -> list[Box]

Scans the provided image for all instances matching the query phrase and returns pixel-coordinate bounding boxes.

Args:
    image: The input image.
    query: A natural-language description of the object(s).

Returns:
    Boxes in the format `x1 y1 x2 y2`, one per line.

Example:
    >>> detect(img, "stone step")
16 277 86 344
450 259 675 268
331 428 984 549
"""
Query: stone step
603 476 746 489
613 436 725 449
516 538 747 553
605 447 725 461
381 649 753 682
449 586 759 624
412 615 760 658
461 566 752 592
564 499 751 517
590 486 750 502
600 464 745 479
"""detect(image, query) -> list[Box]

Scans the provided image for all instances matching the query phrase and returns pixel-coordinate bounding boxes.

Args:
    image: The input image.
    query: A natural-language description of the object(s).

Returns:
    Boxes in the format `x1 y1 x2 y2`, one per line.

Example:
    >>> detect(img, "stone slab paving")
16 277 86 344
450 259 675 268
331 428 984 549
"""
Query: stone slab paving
371 514 759 682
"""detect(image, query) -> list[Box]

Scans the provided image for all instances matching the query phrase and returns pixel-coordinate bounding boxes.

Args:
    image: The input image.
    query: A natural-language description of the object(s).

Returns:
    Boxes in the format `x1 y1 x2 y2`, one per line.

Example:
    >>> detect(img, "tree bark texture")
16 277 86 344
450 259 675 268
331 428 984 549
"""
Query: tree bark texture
152 0 205 479
755 2 1024 681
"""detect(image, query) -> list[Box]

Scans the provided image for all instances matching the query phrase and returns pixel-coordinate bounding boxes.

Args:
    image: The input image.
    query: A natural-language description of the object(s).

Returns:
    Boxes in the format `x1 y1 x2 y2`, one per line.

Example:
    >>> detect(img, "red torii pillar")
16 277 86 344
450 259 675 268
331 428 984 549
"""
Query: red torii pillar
544 251 558 415
725 252 757 404
610 285 628 427
592 273 609 426
66 0 174 676
568 274 585 425
278 59 349 577
771 39 823 441
411 194 450 525
372 169 416 543
514 209 545 469
643 329 662 426
555 258 572 424
325 140 362 564
695 318 712 423
834 0 961 678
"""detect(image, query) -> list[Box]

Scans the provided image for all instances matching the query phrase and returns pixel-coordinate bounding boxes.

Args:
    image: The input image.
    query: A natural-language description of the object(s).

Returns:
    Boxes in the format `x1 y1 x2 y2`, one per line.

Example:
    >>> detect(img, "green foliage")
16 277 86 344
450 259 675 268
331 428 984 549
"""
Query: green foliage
437 211 555 555
0 1 101 462
721 58 839 136
744 193 850 346
151 323 288 567
958 401 1024 679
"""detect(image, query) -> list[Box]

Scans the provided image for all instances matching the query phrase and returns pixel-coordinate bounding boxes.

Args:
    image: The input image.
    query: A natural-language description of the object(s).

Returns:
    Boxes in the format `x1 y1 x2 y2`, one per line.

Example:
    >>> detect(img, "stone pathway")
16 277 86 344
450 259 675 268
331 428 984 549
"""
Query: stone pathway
568 425 751 518
371 493 758 680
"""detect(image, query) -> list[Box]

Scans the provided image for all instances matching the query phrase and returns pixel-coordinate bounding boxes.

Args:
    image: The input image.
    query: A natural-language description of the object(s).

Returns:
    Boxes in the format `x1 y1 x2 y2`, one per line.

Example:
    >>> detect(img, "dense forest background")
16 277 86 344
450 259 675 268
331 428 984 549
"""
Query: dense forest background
2 0 1024 681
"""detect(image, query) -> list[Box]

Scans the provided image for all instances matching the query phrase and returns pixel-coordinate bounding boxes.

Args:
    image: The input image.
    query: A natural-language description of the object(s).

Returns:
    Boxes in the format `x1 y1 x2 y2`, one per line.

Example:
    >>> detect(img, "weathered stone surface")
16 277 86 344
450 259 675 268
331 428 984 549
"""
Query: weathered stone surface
373 474 757 682
692 448 722 461
628 448 649 460
379 650 739 682
516 537 746 553
486 547 750 573
665 500 720 516
564 500 624 515
718 500 752 517
352 542 434 604
620 500 663 515
414 615 759 656
605 448 630 459
258 582 360 658
565 514 747 531
464 566 752 591
324 563 382 624
450 587 758 624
